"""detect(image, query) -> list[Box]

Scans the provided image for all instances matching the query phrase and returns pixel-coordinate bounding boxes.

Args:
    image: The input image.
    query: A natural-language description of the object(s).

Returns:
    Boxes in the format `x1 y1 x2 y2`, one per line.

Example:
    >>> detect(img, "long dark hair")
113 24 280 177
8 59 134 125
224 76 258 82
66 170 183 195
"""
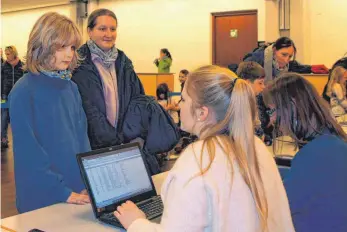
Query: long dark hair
156 83 169 100
160 48 172 60
263 72 347 149
273 37 297 60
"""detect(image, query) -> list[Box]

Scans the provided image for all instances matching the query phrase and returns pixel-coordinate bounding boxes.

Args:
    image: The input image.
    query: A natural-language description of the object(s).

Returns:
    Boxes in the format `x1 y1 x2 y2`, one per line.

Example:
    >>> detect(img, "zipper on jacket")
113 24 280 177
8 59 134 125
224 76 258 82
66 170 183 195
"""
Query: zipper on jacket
12 66 14 87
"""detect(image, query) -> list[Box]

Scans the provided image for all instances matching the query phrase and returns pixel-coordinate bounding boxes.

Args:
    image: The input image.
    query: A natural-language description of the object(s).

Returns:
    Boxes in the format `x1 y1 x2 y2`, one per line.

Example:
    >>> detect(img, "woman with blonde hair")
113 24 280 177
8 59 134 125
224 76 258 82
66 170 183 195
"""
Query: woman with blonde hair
1 45 24 148
113 65 294 231
325 66 347 118
9 12 91 213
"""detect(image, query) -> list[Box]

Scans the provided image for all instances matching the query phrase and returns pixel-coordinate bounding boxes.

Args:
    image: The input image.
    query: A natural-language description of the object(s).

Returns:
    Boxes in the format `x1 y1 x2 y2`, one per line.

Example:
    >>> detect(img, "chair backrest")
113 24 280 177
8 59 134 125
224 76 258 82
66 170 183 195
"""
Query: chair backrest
168 92 181 97
275 155 293 180
274 155 293 167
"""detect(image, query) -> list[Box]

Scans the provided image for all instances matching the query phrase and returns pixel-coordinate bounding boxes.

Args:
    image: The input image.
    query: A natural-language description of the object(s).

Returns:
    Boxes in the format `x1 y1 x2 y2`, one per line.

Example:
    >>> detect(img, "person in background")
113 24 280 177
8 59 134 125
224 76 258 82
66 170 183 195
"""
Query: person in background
244 37 296 84
72 9 144 150
9 12 91 213
1 45 24 149
1 48 4 94
167 69 190 117
263 72 347 232
156 83 179 124
173 69 198 154
0 48 4 66
169 69 190 115
113 65 295 232
325 66 347 119
237 62 265 96
323 57 347 103
237 61 266 140
1 47 6 149
154 48 172 73
178 69 189 91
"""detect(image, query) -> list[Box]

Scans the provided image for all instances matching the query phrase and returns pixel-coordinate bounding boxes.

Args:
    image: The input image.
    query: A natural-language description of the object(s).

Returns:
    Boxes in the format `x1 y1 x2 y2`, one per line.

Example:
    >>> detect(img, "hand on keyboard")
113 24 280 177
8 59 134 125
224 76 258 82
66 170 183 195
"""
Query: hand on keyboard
114 201 146 229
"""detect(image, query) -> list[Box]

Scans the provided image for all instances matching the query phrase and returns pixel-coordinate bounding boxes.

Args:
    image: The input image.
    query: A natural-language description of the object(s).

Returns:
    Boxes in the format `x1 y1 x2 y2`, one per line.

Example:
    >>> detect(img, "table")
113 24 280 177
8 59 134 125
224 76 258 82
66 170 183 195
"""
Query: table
301 74 328 95
137 73 175 97
1 172 168 232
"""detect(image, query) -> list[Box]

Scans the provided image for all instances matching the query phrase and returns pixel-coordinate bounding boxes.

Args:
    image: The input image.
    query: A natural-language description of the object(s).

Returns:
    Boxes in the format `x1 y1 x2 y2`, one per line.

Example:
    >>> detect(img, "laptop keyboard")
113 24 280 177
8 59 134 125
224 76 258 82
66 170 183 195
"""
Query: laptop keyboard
100 196 163 226
137 195 164 219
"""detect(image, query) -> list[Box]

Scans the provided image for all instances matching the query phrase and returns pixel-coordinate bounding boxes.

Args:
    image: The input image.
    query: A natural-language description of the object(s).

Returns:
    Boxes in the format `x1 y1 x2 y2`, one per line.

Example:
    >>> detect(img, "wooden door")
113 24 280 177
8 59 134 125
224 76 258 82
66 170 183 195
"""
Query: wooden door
212 10 258 67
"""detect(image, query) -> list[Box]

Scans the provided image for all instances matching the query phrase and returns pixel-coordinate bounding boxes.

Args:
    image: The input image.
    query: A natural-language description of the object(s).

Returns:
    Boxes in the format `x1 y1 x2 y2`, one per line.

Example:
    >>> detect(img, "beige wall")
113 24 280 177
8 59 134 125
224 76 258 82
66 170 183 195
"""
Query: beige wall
98 0 266 91
2 0 346 82
265 0 280 42
1 0 265 92
271 0 347 68
306 0 347 67
1 5 72 60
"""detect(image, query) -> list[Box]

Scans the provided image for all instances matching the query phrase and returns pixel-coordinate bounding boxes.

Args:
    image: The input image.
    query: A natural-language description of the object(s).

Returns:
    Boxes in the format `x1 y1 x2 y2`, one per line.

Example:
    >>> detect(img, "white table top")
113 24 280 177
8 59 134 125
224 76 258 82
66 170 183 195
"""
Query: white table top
1 172 168 232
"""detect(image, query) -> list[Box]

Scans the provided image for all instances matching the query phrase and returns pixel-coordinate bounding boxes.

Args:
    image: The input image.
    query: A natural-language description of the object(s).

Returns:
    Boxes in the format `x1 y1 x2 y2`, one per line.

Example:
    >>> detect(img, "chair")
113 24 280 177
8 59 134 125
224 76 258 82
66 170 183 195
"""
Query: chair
275 155 293 180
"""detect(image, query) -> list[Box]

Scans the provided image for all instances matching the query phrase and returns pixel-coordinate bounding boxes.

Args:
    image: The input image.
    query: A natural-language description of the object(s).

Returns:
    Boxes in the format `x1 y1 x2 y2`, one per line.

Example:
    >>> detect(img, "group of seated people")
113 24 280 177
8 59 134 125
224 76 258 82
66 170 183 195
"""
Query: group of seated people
3 7 347 232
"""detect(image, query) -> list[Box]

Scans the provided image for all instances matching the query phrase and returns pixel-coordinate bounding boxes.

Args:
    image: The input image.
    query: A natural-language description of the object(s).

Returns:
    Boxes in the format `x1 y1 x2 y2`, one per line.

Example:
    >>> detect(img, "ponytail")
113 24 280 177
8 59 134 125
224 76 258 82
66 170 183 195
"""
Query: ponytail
186 65 268 231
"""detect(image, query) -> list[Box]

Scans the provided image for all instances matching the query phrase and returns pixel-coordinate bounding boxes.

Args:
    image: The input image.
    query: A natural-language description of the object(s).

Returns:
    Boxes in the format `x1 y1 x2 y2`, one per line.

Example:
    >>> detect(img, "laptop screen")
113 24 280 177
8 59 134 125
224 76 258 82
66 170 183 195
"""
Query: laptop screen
81 146 153 208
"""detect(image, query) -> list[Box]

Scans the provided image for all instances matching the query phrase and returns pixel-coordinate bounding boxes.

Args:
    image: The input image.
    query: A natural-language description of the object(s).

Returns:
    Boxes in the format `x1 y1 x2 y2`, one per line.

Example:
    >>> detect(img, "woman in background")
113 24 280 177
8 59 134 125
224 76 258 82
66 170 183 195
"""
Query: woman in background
9 12 91 213
1 45 24 149
264 72 347 232
325 66 347 119
244 37 296 84
323 57 347 103
154 48 172 73
156 83 179 124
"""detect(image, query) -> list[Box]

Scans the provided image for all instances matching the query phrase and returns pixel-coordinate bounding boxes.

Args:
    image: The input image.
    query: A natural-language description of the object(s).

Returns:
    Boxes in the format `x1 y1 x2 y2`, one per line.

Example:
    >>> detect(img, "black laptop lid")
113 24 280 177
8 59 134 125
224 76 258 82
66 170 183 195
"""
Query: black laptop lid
77 143 157 218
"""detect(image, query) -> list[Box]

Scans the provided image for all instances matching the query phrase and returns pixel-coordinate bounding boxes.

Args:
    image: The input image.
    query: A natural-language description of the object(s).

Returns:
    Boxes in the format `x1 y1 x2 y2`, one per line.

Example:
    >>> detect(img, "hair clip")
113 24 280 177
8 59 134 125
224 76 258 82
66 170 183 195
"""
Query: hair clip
230 78 239 93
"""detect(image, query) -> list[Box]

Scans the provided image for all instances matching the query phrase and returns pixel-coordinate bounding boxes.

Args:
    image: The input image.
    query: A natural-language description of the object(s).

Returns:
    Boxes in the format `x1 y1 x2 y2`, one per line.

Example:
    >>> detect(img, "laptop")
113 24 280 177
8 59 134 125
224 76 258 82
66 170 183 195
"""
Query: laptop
76 142 163 228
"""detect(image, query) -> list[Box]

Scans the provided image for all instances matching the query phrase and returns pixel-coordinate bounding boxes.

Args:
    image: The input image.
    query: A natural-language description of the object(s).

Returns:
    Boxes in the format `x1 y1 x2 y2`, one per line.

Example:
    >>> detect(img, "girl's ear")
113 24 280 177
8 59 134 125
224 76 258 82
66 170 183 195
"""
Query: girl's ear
196 106 209 121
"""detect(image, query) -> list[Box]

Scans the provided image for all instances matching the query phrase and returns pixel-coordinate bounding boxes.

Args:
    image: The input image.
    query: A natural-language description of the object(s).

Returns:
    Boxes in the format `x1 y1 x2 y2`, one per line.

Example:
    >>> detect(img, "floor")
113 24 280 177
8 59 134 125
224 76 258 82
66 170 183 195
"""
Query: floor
1 128 18 219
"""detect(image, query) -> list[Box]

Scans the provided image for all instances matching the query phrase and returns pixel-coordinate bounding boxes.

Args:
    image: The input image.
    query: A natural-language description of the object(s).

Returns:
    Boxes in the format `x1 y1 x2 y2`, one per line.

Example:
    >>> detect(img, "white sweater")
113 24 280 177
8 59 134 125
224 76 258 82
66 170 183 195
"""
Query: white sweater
128 137 295 232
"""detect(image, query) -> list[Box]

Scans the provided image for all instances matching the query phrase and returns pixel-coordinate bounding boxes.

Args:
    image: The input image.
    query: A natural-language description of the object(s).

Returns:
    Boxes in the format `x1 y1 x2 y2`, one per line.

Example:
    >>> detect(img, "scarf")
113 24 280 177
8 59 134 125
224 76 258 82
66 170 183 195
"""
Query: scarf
264 45 289 84
41 70 72 80
87 40 118 68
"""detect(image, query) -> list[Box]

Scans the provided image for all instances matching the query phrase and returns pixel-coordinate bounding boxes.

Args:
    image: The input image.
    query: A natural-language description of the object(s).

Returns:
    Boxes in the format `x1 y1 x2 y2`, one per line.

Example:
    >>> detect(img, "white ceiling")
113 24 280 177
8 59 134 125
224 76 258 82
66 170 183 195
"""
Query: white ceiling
1 0 70 13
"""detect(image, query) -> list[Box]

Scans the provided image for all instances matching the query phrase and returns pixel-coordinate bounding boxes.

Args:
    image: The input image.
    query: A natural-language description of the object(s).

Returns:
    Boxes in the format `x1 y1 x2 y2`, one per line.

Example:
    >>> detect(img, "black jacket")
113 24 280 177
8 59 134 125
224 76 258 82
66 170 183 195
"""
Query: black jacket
123 95 180 174
72 44 145 149
72 44 180 174
243 46 311 75
2 60 24 98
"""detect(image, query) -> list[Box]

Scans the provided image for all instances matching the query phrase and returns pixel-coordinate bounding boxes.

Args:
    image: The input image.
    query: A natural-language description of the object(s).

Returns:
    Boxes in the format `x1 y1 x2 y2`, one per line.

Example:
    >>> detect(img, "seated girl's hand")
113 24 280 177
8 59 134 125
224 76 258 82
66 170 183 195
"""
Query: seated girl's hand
66 192 90 205
114 201 146 229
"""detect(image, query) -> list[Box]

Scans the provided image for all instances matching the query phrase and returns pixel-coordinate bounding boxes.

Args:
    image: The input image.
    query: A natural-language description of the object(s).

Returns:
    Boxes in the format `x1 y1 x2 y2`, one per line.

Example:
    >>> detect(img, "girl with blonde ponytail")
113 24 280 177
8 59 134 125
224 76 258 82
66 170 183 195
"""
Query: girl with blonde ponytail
114 65 294 232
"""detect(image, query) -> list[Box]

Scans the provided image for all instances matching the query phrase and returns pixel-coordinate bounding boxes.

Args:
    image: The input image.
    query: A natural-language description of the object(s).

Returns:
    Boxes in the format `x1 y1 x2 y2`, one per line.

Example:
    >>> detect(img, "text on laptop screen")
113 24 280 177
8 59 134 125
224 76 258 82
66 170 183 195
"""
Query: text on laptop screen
81 146 153 208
